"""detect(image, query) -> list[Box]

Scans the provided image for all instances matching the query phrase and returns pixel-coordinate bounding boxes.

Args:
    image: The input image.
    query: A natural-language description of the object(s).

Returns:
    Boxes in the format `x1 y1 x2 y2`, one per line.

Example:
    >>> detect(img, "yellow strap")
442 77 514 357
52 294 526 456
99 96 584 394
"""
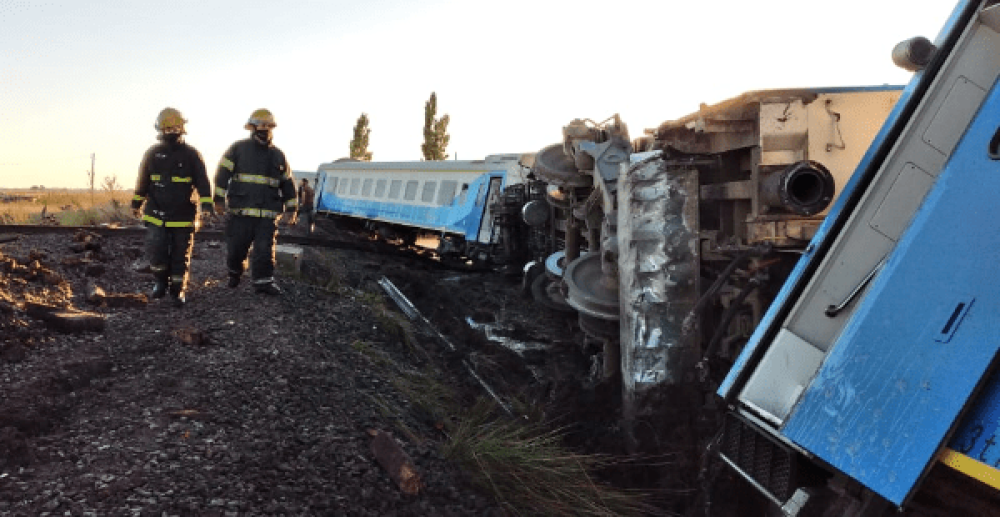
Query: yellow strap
234 173 281 187
215 187 227 197
220 157 234 171
285 199 298 209
133 194 145 201
171 176 192 183
143 214 163 226
939 448 1000 490
199 197 213 204
150 174 161 181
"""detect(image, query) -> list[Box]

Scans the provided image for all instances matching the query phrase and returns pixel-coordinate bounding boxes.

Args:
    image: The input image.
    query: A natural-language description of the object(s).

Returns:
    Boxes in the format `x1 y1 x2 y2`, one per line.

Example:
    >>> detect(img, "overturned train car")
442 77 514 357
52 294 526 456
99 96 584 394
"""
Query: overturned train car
516 86 902 409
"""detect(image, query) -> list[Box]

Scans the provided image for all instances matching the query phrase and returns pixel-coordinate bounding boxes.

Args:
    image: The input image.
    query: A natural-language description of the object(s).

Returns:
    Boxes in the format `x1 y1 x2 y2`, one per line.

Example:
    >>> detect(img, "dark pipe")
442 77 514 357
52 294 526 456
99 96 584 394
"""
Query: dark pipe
759 160 835 216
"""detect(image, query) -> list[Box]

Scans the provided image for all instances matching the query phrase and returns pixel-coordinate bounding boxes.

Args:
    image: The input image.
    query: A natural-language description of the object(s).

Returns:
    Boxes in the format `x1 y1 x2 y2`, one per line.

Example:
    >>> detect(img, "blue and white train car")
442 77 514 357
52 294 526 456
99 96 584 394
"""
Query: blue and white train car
718 1 1000 512
314 154 530 261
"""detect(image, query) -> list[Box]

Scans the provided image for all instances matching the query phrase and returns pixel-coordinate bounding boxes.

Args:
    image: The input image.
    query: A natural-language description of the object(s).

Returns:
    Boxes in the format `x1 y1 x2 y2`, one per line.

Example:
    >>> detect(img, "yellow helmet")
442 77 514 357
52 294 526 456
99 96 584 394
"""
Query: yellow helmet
155 107 187 134
245 108 277 130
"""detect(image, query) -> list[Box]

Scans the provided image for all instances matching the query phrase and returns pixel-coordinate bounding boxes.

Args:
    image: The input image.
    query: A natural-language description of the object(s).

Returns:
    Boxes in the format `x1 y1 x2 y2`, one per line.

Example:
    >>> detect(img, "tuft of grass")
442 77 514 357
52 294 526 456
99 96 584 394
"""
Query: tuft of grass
442 400 656 517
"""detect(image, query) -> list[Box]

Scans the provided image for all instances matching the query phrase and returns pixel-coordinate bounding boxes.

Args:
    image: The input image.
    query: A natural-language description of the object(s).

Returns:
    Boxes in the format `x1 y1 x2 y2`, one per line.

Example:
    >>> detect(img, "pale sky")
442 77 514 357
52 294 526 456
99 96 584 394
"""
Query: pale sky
1 0 959 189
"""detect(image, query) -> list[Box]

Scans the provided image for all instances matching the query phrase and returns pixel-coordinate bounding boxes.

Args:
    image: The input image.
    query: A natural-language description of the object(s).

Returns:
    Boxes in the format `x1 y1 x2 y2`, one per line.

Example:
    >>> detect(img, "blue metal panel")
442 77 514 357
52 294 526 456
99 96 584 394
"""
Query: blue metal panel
719 0 980 399
781 76 1000 505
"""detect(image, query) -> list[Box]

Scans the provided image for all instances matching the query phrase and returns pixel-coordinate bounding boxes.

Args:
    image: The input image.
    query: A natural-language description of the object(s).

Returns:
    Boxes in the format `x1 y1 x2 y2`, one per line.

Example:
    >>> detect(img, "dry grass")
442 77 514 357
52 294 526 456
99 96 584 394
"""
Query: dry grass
442 400 657 517
0 189 134 226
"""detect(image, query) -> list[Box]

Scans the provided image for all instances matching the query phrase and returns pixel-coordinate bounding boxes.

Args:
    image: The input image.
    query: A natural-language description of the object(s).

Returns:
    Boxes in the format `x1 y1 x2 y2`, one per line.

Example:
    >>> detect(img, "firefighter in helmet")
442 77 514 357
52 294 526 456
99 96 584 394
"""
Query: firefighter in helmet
213 108 297 295
132 107 213 307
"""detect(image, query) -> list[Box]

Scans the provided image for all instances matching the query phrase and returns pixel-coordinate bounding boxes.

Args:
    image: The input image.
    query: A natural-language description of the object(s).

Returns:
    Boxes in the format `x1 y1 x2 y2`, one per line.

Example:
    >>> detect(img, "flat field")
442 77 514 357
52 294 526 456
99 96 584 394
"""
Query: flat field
0 188 133 225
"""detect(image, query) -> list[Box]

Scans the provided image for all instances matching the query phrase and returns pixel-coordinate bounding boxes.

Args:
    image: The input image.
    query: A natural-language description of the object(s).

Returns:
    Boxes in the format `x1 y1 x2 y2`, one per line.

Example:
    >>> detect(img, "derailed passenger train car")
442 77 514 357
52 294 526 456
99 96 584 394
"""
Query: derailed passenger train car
313 154 530 263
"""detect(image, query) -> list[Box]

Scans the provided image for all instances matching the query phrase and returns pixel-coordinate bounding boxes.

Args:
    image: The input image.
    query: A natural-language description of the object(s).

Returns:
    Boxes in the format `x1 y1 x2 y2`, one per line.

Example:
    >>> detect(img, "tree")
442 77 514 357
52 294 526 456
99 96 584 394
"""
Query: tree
349 113 373 161
421 92 450 161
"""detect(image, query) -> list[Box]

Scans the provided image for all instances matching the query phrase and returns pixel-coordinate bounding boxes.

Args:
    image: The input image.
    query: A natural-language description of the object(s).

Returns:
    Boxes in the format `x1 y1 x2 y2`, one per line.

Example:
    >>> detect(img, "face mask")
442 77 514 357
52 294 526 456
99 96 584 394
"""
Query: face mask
253 129 272 145
161 133 182 144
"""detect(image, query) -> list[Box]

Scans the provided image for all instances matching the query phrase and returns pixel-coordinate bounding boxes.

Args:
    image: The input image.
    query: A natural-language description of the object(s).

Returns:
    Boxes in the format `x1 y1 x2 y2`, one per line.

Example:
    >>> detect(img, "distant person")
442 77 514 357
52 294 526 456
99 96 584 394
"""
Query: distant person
296 177 315 232
213 108 297 296
131 107 213 307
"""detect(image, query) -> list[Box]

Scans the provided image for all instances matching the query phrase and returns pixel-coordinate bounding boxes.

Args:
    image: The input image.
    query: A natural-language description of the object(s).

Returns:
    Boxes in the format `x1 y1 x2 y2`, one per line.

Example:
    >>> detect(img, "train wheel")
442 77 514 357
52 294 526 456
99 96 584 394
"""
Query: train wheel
531 274 575 313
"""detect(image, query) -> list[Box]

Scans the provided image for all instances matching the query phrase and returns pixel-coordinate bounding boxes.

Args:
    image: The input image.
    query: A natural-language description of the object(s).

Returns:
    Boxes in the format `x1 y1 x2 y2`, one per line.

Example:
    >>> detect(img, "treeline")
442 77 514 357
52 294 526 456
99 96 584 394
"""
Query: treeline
349 92 450 162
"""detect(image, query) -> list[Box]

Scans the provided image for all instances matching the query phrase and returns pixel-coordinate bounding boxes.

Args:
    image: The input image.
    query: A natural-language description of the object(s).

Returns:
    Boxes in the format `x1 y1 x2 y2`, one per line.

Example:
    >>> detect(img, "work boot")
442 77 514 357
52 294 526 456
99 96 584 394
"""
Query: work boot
227 273 241 288
254 281 283 296
169 285 186 308
151 273 168 299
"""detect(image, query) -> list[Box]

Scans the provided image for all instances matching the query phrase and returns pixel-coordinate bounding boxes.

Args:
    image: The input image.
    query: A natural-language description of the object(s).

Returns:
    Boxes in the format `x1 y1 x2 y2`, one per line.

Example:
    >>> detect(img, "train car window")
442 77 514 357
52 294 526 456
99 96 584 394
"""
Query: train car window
374 179 387 198
404 180 418 201
325 177 338 194
389 180 402 199
421 181 437 203
350 178 360 196
437 181 457 205
338 178 349 195
457 184 470 205
362 179 373 198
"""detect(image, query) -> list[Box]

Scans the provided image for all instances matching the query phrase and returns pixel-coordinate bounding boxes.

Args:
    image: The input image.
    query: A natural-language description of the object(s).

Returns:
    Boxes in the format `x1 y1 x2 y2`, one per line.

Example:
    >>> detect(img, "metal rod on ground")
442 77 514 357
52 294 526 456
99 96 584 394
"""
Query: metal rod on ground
377 276 514 416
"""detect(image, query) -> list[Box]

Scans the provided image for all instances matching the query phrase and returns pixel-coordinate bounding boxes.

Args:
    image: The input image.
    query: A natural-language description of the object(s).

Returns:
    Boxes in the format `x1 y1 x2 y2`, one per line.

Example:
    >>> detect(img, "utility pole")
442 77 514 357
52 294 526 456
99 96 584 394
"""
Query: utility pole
88 153 96 201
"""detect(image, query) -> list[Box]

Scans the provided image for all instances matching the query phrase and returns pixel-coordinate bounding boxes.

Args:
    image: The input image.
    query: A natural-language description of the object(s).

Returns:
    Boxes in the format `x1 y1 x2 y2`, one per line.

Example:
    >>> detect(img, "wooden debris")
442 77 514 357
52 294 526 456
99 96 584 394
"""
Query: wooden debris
369 429 423 495
24 302 105 334
104 293 147 308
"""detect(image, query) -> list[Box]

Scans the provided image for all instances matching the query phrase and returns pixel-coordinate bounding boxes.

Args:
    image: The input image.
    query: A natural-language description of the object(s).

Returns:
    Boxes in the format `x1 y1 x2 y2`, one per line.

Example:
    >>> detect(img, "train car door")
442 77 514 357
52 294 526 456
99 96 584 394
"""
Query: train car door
475 175 504 244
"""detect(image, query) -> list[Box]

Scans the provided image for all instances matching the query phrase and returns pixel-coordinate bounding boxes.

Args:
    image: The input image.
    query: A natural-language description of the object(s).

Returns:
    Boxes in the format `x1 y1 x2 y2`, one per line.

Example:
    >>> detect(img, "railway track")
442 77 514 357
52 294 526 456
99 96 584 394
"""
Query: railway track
0 224 481 271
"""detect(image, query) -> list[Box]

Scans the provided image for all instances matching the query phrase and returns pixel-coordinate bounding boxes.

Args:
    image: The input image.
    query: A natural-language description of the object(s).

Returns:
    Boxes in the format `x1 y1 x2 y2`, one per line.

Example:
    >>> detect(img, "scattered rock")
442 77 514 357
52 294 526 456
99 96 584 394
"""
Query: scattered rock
85 283 106 305
173 326 212 346
132 260 152 274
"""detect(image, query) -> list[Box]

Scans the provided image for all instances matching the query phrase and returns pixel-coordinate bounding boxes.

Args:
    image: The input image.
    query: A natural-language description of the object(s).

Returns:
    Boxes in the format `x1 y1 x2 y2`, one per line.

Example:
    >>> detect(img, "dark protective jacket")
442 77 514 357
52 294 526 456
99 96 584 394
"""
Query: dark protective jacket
214 138 297 218
298 183 315 209
132 139 212 227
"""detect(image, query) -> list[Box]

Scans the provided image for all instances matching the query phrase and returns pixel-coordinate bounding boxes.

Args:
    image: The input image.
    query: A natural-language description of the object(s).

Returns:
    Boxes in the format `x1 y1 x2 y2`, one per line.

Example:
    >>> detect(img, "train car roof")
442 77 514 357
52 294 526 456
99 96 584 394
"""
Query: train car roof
648 85 905 135
317 154 528 173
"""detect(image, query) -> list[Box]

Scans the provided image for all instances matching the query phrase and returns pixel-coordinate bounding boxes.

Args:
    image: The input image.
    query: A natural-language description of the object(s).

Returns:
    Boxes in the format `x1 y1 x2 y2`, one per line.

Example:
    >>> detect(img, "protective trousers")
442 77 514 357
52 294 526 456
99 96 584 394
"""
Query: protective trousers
225 215 277 282
298 204 314 229
145 225 194 293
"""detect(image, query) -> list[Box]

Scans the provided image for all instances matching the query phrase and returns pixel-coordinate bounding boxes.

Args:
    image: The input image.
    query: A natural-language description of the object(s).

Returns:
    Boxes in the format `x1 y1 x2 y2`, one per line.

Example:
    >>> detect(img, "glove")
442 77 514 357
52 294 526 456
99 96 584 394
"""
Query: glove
214 201 226 216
